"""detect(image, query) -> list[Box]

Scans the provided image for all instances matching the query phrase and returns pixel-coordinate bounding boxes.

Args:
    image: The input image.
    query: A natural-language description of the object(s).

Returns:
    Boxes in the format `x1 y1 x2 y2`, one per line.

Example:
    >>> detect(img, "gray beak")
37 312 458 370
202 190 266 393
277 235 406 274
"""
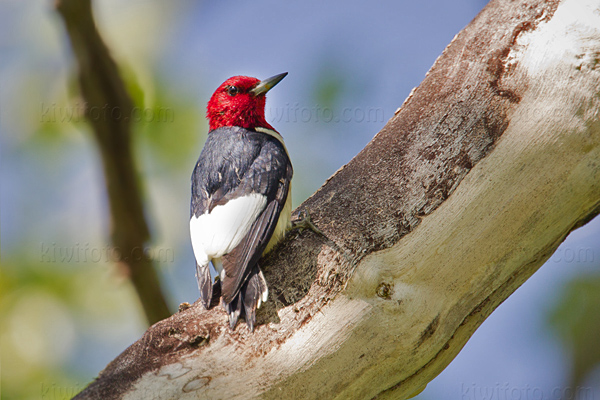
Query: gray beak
251 72 288 96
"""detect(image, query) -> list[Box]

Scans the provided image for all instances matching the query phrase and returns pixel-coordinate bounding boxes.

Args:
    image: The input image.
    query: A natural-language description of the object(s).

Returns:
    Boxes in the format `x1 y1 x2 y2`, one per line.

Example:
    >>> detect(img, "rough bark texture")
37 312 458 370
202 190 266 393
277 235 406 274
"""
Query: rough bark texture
56 0 171 324
73 0 600 398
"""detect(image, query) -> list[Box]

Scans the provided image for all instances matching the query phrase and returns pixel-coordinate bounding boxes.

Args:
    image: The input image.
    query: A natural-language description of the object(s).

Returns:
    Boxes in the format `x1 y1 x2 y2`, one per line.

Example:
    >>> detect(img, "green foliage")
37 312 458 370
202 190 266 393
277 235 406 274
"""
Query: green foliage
1 53 197 400
549 273 600 388
2 1 203 398
312 64 346 112
127 66 204 172
0 256 144 400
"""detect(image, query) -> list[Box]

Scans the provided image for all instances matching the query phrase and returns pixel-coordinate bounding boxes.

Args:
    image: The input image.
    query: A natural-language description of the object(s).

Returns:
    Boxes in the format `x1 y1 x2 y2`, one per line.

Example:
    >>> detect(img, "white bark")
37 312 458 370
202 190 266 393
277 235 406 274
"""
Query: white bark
74 0 600 399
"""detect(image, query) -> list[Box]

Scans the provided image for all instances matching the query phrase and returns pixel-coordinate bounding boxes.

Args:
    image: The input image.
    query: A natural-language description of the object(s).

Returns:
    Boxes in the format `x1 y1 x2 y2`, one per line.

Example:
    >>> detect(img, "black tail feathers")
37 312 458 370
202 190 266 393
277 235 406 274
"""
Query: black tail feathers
223 265 268 331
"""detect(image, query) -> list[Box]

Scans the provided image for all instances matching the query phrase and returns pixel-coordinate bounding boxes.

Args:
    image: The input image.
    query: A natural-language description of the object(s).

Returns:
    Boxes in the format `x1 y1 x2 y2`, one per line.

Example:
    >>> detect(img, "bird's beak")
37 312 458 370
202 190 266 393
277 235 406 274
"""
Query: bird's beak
251 72 288 96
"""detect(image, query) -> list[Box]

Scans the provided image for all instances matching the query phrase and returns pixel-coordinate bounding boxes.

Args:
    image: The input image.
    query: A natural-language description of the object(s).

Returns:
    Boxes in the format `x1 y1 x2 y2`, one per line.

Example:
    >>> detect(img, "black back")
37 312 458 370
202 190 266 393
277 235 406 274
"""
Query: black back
191 126 293 303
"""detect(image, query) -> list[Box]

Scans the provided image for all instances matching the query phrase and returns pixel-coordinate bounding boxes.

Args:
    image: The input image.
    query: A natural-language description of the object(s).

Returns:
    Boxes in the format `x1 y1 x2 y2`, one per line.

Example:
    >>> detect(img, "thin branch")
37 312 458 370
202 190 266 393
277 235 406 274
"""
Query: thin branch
56 0 171 324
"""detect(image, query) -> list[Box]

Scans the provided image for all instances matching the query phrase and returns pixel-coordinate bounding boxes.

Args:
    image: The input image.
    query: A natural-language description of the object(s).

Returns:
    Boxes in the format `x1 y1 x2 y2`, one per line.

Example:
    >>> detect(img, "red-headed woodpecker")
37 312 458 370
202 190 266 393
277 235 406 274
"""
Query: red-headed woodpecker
190 73 292 331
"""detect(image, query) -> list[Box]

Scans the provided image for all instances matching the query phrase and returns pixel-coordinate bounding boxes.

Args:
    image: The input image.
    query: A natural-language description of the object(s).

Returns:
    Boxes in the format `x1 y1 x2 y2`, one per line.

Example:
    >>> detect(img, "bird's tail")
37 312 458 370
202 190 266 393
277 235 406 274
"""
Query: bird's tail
224 265 268 331
196 261 212 309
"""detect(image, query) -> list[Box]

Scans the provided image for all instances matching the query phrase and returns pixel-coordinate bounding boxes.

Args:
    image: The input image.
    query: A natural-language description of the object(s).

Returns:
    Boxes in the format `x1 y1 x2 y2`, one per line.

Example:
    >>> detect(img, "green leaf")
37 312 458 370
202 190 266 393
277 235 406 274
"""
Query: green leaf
549 274 600 388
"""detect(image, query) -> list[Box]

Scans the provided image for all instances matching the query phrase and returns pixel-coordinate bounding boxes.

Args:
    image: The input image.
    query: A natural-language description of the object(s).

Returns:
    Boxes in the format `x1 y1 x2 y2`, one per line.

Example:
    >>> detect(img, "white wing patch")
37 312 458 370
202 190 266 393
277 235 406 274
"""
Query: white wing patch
190 194 267 266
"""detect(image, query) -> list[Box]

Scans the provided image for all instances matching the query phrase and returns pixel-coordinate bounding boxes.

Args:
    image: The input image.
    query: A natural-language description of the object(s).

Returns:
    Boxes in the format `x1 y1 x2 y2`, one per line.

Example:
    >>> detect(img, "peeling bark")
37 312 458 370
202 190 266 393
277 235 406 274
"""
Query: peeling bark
73 0 600 398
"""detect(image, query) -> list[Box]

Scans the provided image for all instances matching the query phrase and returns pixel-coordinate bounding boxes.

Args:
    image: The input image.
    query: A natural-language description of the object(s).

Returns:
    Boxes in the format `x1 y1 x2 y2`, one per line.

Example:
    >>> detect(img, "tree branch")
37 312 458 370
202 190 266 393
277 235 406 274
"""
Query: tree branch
73 0 600 398
56 0 171 324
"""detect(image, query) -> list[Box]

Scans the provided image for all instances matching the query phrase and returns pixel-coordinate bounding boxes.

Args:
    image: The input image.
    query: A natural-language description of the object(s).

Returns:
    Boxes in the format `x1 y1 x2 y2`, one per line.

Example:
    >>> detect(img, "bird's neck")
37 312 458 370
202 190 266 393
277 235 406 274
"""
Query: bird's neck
209 110 275 132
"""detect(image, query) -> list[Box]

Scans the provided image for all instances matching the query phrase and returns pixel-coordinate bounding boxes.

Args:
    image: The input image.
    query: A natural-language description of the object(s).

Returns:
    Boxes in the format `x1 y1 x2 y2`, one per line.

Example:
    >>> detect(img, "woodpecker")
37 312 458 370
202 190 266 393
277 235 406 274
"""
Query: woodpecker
190 73 292 331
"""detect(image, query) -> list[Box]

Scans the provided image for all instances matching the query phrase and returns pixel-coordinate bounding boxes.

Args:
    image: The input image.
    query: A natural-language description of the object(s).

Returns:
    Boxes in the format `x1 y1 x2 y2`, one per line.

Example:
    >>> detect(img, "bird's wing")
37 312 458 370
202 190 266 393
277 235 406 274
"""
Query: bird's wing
219 146 292 304
190 192 268 262
190 182 267 309
189 128 264 265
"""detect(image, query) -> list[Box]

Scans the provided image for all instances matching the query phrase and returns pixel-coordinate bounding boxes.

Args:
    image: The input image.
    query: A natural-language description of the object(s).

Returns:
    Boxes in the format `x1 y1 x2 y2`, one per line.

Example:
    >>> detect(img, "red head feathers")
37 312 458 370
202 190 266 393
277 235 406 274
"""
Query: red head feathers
206 73 287 131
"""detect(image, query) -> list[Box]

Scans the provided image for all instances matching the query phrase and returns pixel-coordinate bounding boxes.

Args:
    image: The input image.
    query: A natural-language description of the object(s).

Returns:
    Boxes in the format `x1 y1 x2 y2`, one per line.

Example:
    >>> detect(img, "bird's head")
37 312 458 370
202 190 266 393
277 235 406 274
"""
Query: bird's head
206 72 287 131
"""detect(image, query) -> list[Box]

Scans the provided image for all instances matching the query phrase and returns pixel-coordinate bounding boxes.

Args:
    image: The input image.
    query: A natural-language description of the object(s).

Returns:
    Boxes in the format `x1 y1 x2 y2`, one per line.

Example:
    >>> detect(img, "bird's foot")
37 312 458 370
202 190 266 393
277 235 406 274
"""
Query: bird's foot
291 209 355 268
291 209 325 237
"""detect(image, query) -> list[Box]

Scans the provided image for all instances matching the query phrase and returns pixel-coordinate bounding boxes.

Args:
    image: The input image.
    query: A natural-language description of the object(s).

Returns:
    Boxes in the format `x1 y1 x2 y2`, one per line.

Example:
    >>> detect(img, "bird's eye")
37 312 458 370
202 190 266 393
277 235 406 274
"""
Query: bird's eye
227 86 239 96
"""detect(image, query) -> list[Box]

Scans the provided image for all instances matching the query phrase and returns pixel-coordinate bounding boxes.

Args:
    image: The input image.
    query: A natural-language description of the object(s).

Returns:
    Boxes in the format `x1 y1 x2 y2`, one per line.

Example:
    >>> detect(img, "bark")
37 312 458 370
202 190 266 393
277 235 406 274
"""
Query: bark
56 0 171 324
73 0 600 398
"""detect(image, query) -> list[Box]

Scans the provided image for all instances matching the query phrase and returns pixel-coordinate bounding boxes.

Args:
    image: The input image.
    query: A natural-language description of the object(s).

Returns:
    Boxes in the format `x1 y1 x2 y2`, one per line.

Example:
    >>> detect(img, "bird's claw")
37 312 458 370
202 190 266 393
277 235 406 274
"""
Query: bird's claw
291 209 354 268
292 209 324 237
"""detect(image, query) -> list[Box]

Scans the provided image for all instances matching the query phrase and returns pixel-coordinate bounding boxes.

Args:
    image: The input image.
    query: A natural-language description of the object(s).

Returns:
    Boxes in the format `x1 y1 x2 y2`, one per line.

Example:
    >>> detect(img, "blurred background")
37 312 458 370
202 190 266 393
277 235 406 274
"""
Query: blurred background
1 0 599 399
